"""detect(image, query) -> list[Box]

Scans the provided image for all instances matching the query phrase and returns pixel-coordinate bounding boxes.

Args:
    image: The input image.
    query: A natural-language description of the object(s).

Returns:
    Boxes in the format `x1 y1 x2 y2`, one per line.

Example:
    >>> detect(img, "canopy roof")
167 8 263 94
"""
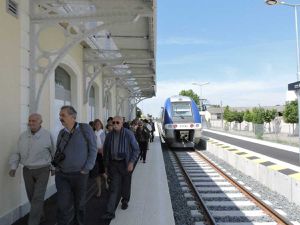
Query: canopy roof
31 0 156 99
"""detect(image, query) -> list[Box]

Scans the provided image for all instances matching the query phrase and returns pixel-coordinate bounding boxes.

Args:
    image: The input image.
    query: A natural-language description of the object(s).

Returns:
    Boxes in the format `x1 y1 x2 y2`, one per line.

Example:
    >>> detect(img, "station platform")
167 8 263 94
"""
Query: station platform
203 128 300 206
12 131 175 225
109 135 175 225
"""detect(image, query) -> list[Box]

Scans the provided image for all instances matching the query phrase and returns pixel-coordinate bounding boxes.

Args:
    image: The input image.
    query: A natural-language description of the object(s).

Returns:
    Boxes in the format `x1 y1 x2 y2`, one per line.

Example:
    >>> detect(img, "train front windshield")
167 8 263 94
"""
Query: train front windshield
171 102 192 117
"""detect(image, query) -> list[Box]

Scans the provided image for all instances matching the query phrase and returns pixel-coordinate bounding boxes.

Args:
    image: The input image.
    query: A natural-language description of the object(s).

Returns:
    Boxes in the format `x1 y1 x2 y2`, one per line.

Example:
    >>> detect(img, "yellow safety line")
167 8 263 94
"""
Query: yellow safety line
209 139 300 180
228 148 238 151
267 165 286 171
222 146 230 149
289 172 300 181
231 150 242 154
241 153 253 158
253 159 267 163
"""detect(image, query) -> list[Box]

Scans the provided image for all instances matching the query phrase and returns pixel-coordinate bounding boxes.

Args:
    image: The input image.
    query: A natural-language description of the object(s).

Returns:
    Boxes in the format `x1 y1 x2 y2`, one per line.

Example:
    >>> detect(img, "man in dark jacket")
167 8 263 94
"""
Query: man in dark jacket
54 105 97 225
101 116 140 220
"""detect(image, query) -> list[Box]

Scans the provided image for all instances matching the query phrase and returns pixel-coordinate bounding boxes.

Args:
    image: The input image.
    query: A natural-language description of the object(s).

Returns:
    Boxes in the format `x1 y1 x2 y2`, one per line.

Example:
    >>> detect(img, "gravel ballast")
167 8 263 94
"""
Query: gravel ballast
201 150 300 223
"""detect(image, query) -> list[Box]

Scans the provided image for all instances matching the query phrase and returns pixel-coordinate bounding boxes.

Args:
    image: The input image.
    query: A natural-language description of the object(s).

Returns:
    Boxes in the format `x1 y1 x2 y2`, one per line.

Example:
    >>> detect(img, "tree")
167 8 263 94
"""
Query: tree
223 106 235 122
223 106 235 130
252 107 265 124
234 111 244 130
252 107 265 139
243 110 253 123
179 89 200 105
243 109 253 131
283 101 298 135
263 109 277 133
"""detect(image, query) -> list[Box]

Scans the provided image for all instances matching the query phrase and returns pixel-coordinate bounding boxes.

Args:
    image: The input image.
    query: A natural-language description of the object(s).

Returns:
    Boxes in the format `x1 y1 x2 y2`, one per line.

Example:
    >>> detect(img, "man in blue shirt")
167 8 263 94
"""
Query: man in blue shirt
54 106 97 225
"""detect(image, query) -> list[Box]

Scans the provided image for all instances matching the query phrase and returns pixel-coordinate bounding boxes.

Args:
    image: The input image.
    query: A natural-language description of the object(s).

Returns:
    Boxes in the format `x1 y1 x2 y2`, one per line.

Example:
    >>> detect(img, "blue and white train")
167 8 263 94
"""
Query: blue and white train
160 95 206 149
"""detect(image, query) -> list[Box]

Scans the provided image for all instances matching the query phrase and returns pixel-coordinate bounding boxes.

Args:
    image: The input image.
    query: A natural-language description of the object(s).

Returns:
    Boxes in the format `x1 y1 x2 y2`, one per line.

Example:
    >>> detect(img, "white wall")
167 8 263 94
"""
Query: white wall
0 3 106 224
0 1 140 223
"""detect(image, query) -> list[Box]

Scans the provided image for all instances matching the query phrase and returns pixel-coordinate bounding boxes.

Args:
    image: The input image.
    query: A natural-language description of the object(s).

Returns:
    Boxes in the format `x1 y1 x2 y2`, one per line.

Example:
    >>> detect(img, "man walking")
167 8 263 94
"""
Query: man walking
9 113 55 225
54 105 97 225
149 119 155 142
101 116 140 220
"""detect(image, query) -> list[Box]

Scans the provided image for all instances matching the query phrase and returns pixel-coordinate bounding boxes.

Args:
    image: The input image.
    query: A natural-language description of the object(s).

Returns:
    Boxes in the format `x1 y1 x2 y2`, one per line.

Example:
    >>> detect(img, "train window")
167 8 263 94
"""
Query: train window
172 102 192 117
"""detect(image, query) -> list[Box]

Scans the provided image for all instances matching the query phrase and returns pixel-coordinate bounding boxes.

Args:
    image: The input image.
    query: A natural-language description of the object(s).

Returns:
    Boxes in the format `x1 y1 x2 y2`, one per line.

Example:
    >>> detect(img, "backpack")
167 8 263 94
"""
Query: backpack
136 126 150 142
142 127 150 141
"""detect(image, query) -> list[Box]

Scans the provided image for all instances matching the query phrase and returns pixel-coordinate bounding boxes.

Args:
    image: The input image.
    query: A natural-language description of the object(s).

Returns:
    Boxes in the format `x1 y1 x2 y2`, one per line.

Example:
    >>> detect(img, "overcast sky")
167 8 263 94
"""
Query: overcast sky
138 0 299 117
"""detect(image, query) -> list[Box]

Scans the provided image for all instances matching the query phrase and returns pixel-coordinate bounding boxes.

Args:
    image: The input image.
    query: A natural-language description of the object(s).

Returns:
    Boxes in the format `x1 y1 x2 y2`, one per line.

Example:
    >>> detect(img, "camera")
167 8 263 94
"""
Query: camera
51 152 65 167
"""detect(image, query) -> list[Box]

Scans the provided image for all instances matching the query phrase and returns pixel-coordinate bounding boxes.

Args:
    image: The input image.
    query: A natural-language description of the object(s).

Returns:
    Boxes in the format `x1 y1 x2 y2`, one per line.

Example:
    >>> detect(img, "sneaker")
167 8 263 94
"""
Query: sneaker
121 201 128 210
101 212 115 220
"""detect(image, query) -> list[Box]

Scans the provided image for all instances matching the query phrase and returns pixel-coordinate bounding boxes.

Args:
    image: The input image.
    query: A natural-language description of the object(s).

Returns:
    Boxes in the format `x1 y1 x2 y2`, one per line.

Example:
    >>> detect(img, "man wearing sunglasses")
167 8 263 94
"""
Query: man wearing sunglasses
102 116 140 220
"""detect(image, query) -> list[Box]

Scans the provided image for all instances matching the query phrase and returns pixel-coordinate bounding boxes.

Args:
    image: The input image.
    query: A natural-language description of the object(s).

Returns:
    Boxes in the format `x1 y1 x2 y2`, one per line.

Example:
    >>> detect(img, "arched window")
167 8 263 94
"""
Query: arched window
88 85 95 121
54 66 71 134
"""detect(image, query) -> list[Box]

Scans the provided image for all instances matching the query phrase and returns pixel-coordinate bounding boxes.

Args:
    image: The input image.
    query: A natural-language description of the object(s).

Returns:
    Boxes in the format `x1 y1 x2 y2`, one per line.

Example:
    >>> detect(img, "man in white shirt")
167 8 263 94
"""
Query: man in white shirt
9 113 55 225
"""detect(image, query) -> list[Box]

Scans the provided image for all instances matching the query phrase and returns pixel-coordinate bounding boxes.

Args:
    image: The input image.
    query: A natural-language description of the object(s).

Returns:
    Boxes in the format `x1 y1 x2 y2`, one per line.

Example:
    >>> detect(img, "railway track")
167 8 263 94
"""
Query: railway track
170 150 293 225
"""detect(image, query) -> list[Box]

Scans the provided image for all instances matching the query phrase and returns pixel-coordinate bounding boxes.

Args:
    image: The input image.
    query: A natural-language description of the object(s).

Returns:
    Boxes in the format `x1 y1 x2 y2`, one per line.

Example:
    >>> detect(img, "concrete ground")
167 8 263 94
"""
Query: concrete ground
11 129 175 225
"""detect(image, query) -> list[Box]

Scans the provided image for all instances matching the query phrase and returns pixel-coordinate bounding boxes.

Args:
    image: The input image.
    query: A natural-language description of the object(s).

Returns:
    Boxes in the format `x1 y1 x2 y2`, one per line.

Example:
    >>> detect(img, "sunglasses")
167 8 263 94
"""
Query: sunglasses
112 121 120 125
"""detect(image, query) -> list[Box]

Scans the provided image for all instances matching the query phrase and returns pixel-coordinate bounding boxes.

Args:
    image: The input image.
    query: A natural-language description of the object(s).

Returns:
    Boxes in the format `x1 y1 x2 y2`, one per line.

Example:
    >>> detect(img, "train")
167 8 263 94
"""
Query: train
160 95 206 149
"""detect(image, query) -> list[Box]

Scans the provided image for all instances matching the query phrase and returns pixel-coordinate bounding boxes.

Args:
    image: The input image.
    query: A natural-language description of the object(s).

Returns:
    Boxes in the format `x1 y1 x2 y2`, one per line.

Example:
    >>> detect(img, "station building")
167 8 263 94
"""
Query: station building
0 0 156 224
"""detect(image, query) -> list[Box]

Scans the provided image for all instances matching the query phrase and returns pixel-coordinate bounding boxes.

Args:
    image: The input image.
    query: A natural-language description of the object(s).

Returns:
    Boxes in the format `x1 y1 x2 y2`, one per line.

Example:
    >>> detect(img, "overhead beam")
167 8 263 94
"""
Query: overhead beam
84 58 154 64
103 73 155 78
104 67 155 74
31 0 153 23
84 48 153 58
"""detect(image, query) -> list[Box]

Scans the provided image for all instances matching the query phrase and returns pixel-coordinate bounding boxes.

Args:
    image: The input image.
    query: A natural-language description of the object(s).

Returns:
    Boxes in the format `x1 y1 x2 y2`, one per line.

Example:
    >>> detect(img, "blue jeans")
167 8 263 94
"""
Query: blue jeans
55 171 88 225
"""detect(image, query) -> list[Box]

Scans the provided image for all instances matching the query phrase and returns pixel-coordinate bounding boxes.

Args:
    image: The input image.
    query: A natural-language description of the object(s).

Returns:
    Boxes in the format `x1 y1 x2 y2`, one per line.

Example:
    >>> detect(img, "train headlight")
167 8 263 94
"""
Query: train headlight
190 124 194 128
173 124 177 128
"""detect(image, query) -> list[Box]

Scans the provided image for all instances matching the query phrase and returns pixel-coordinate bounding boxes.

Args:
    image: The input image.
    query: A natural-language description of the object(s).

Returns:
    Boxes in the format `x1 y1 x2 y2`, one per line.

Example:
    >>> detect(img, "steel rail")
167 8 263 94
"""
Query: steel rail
195 150 293 225
172 151 216 225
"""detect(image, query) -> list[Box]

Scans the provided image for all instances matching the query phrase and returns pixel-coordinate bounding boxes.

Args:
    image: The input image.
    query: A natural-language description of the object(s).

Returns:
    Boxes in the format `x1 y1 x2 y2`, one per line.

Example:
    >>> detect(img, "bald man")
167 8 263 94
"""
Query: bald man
9 113 55 225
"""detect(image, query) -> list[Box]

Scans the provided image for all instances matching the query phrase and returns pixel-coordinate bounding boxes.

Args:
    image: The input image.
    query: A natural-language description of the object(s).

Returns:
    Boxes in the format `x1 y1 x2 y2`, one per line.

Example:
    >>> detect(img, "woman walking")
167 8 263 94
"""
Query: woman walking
94 119 108 197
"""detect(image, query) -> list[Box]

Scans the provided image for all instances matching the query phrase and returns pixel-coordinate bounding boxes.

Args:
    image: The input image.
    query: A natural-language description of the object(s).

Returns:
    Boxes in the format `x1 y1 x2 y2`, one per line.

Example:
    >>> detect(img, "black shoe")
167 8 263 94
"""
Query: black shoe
40 215 46 223
101 212 115 220
121 201 128 210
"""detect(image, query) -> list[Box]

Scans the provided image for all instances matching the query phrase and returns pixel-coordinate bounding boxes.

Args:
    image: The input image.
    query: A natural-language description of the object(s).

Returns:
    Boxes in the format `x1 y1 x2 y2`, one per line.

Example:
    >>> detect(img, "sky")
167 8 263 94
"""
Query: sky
138 0 300 118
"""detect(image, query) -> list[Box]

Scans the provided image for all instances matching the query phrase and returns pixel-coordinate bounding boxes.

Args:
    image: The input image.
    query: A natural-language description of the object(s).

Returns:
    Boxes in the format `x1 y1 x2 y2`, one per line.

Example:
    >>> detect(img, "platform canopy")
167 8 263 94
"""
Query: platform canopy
29 0 156 111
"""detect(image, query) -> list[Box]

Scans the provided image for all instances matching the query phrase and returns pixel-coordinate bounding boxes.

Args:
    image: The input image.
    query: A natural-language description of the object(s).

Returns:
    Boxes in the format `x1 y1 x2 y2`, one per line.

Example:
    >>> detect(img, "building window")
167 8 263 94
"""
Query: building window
88 85 95 122
54 67 71 135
